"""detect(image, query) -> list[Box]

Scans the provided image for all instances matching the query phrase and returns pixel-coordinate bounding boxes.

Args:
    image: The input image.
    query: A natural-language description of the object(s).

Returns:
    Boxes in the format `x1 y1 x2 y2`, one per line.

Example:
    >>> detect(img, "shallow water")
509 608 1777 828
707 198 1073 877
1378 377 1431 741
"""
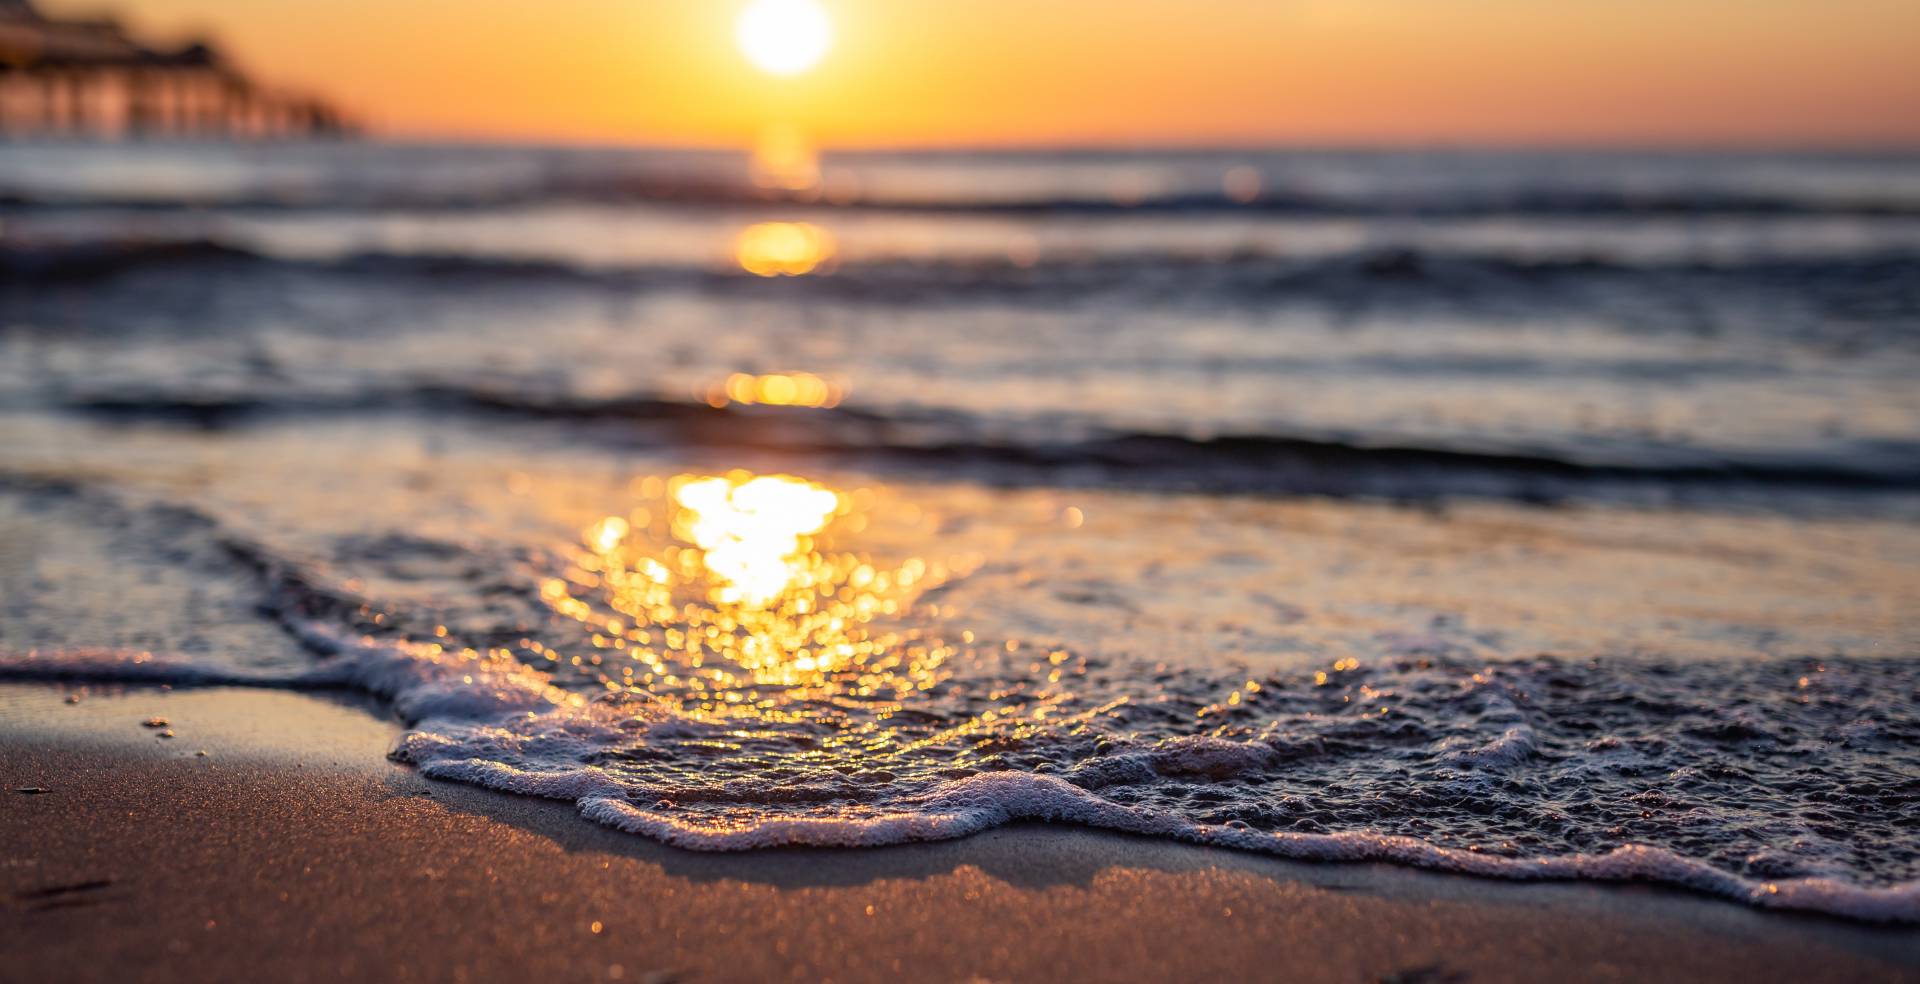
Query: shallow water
2 143 1918 920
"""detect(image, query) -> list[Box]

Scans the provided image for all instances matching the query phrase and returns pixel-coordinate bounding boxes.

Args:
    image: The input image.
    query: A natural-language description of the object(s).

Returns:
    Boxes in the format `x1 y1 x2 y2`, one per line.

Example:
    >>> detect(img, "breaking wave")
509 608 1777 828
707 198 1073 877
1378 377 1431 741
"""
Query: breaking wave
5 635 1917 923
1 480 1916 923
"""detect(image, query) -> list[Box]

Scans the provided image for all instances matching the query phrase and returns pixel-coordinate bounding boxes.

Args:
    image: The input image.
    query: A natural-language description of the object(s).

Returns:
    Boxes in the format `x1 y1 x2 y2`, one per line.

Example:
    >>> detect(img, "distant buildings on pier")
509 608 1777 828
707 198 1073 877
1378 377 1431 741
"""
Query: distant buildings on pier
0 0 352 138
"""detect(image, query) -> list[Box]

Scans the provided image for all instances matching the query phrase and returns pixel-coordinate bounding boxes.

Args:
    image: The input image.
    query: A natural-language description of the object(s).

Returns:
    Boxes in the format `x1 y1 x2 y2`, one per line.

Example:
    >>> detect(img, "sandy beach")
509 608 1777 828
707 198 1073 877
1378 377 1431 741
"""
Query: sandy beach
3 683 1915 984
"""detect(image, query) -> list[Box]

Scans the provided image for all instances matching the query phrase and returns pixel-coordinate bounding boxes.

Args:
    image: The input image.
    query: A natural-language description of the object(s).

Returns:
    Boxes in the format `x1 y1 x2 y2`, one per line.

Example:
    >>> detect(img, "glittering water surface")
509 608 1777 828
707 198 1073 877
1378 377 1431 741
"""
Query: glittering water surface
505 469 1920 886
4 144 1920 920
2 420 1916 918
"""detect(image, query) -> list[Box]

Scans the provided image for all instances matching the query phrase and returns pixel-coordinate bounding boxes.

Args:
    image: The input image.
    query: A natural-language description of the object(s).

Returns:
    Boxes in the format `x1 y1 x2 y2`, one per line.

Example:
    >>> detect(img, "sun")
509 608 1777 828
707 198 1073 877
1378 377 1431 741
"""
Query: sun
736 0 833 77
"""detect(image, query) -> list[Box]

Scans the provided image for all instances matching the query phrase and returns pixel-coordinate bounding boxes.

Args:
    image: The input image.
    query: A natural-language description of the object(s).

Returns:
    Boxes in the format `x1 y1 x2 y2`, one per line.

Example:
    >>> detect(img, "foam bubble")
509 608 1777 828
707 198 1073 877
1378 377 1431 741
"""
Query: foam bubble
6 636 1917 924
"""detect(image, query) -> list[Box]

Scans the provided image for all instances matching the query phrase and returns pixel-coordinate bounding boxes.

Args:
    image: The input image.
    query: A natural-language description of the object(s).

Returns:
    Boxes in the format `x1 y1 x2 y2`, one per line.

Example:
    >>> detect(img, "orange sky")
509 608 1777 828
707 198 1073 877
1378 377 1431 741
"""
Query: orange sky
44 0 1920 147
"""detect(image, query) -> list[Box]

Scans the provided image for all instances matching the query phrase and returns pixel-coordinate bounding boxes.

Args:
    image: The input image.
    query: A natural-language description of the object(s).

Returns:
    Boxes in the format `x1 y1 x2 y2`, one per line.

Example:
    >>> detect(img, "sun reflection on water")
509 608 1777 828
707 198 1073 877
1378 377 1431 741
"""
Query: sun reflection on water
538 471 966 721
704 371 844 408
673 474 840 607
750 123 821 191
734 221 836 276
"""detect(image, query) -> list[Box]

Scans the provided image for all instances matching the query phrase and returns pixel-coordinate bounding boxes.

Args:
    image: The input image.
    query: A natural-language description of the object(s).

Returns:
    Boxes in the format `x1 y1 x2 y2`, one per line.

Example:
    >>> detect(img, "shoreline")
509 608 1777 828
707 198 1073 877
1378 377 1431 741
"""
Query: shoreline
3 683 1916 983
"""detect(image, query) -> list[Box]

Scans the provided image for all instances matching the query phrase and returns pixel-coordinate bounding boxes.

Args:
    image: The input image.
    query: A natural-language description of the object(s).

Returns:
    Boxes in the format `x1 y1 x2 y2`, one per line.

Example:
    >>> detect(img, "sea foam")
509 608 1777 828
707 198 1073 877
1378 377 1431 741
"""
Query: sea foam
7 631 1918 925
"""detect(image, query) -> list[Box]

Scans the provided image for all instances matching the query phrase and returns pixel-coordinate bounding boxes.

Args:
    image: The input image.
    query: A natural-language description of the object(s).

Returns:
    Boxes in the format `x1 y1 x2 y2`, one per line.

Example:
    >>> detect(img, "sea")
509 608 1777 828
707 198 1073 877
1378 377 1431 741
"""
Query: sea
1 141 1916 921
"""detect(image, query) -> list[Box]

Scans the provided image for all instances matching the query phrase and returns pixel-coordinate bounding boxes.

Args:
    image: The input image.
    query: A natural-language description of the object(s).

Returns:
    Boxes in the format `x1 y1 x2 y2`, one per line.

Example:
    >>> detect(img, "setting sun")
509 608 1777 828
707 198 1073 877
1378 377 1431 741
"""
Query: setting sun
736 0 832 77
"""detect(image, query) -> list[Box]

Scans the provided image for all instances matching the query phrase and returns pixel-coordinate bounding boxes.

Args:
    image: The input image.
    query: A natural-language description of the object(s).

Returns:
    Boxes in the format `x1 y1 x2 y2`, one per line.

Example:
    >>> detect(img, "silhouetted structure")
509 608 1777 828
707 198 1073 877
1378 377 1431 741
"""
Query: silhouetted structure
0 0 351 138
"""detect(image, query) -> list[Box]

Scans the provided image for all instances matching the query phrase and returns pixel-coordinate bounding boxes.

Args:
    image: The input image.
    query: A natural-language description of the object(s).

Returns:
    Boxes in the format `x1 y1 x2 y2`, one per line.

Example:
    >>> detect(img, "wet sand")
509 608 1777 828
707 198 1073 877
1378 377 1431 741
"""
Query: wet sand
2 684 1915 983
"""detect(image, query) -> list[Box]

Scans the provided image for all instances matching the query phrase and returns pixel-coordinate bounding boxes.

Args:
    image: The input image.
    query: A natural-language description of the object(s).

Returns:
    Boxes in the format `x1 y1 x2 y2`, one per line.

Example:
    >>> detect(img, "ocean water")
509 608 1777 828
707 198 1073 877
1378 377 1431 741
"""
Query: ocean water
2 142 1918 921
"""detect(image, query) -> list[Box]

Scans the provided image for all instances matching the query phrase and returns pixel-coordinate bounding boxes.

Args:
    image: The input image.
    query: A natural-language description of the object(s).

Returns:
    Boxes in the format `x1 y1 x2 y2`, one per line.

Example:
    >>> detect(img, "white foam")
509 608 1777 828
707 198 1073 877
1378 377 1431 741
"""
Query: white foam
1438 724 1537 768
1436 694 1537 767
5 638 1918 924
1070 734 1283 788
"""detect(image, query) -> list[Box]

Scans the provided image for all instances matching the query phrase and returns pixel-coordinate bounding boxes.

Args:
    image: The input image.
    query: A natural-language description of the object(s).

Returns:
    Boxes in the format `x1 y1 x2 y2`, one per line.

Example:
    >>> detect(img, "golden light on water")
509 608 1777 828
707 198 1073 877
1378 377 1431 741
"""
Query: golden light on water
524 472 1122 780
706 371 844 408
750 124 821 191
587 515 631 553
538 471 972 722
734 221 835 276
672 474 841 606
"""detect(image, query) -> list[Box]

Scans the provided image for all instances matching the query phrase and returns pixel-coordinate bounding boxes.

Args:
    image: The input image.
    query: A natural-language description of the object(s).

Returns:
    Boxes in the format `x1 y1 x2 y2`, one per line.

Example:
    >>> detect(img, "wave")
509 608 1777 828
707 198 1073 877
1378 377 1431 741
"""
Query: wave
839 187 1920 219
4 639 1916 924
54 384 1920 499
4 473 1916 923
0 237 261 284
7 178 1920 218
11 234 1920 304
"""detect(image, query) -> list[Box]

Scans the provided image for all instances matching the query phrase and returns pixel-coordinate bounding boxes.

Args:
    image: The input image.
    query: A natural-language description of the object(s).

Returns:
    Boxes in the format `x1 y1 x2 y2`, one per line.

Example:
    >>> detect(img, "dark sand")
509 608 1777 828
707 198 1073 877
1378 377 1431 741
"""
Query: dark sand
2 684 1915 984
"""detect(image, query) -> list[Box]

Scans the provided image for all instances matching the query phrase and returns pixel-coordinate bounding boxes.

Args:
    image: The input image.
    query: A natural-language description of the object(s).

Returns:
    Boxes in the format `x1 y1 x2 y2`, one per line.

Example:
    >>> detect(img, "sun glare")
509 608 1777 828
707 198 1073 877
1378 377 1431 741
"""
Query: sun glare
733 222 836 276
672 474 842 607
736 0 833 77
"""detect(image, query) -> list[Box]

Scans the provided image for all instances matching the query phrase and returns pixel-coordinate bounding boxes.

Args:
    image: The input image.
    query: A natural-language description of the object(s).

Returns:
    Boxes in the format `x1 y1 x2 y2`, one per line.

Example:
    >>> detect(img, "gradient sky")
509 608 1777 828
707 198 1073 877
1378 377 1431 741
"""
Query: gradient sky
44 0 1920 147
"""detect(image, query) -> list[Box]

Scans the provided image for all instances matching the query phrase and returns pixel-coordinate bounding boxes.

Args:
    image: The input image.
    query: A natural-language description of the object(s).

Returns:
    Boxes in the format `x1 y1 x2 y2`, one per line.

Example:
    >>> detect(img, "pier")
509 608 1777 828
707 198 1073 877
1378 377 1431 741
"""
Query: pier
0 0 351 138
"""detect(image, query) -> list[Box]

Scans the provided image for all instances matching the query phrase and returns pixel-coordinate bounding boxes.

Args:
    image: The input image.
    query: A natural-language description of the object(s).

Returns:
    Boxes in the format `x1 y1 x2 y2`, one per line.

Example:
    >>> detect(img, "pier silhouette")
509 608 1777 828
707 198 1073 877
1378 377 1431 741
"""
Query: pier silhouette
0 0 350 138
